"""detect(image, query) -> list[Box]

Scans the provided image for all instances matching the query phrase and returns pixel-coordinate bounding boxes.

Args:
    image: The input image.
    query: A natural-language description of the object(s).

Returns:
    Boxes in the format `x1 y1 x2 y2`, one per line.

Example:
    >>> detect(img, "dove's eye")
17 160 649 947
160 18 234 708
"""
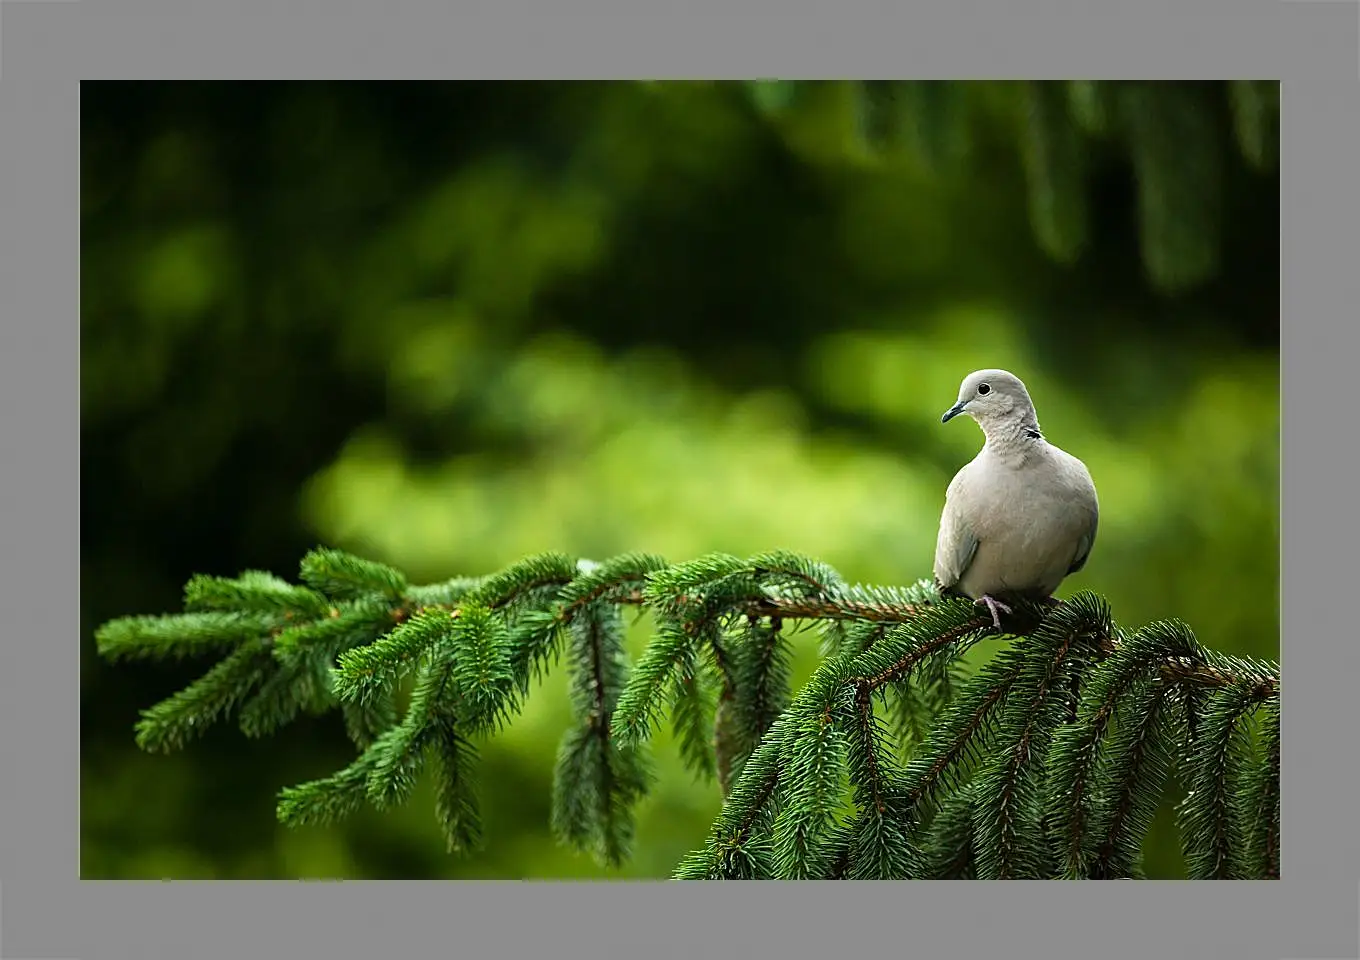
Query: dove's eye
976 383 992 396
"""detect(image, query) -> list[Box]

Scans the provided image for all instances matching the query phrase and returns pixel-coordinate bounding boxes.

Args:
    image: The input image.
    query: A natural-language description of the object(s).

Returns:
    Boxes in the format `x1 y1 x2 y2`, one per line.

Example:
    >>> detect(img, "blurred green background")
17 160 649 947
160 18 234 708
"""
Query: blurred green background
81 80 1279 880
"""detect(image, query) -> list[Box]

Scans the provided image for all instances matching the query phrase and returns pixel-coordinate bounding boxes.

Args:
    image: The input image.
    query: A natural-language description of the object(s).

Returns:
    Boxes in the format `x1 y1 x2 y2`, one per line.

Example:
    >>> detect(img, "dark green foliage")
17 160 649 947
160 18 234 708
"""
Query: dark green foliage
184 570 332 618
1082 679 1176 879
550 603 652 866
613 549 847 780
671 658 720 782
718 617 793 788
746 79 799 117
1045 618 1195 875
971 599 1110 879
1067 80 1114 136
96 610 283 663
430 717 484 854
771 656 855 879
761 80 1276 295
271 597 396 664
237 655 324 739
256 599 402 740
340 692 397 750
331 609 453 705
550 724 649 867
901 643 1025 808
887 639 970 752
1020 80 1089 264
448 603 515 731
471 550 581 611
893 81 970 173
840 800 919 880
404 577 486 608
917 780 980 879
132 641 275 752
1227 80 1280 173
366 656 453 809
1118 82 1224 293
96 546 1280 879
300 547 408 601
611 621 694 746
503 553 654 696
1242 700 1281 880
672 727 785 879
854 81 900 152
276 753 380 829
838 689 918 880
1177 678 1270 879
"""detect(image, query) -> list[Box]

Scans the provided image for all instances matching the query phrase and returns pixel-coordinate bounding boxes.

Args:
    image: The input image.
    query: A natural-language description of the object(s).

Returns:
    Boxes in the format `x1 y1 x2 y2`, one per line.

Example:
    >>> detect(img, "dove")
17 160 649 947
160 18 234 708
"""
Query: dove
933 369 1099 630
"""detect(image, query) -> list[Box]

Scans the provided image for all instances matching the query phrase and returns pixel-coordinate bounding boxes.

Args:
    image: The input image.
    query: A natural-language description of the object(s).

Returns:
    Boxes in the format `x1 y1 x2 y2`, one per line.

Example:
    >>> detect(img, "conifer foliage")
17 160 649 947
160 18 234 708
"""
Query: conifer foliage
95 547 1280 879
746 79 1279 295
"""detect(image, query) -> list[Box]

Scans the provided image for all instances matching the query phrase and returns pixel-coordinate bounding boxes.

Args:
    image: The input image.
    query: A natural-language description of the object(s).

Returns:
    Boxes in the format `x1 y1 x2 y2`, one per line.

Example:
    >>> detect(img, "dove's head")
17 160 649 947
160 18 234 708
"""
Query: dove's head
940 369 1037 431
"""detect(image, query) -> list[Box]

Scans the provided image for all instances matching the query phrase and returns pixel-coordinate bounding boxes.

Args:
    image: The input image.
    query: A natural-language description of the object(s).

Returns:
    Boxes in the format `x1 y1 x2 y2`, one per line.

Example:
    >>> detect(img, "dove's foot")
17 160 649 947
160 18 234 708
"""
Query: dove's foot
974 595 1013 631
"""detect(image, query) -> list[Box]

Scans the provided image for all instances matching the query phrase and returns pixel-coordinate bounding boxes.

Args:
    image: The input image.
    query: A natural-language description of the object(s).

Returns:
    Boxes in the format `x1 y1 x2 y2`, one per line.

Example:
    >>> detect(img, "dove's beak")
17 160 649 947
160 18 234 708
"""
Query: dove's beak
941 400 967 423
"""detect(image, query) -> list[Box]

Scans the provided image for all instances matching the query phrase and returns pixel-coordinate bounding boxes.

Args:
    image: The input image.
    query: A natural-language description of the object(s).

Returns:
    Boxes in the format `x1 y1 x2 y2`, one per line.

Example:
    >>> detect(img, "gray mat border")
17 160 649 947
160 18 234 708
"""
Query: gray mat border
1 0 1339 958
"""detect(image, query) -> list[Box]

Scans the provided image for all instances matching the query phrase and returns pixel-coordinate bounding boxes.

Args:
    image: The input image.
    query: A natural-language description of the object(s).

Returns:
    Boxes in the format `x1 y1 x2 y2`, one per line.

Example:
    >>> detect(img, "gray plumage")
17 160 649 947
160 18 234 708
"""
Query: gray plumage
933 369 1099 628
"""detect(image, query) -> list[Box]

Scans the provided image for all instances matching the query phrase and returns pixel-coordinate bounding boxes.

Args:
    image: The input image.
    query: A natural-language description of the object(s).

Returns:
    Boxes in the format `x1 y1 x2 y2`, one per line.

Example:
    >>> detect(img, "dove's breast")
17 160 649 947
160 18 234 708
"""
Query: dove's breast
954 447 1097 599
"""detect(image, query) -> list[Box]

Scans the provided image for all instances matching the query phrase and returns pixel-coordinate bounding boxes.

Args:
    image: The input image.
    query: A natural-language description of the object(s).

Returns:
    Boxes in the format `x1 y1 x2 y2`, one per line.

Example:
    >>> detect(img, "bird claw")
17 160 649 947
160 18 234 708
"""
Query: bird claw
974 595 1013 631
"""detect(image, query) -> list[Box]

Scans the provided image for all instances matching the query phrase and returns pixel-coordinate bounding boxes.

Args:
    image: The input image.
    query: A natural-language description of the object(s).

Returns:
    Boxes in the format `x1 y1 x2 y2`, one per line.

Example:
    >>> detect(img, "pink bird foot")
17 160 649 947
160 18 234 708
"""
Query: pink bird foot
975 595 1013 631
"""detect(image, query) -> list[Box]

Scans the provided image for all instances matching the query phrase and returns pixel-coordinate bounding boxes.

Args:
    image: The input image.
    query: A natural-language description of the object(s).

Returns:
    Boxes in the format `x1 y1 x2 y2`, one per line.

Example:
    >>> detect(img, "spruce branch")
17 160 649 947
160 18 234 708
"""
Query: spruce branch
270 597 397 665
332 609 455 706
366 650 459 810
183 570 331 618
886 640 969 753
276 752 381 828
448 602 516 732
96 610 284 663
771 655 855 879
1083 677 1177 879
237 657 321 739
551 602 651 867
133 641 275 752
839 688 919 879
97 545 1280 879
718 616 793 792
901 647 1026 809
341 691 397 750
404 575 488 609
671 653 721 781
841 801 919 880
1046 618 1185 875
611 619 696 746
820 619 889 663
1242 699 1281 880
1177 678 1274 879
673 716 791 879
300 547 408 601
846 601 991 691
972 597 1111 879
918 780 981 879
430 716 484 854
470 551 584 612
